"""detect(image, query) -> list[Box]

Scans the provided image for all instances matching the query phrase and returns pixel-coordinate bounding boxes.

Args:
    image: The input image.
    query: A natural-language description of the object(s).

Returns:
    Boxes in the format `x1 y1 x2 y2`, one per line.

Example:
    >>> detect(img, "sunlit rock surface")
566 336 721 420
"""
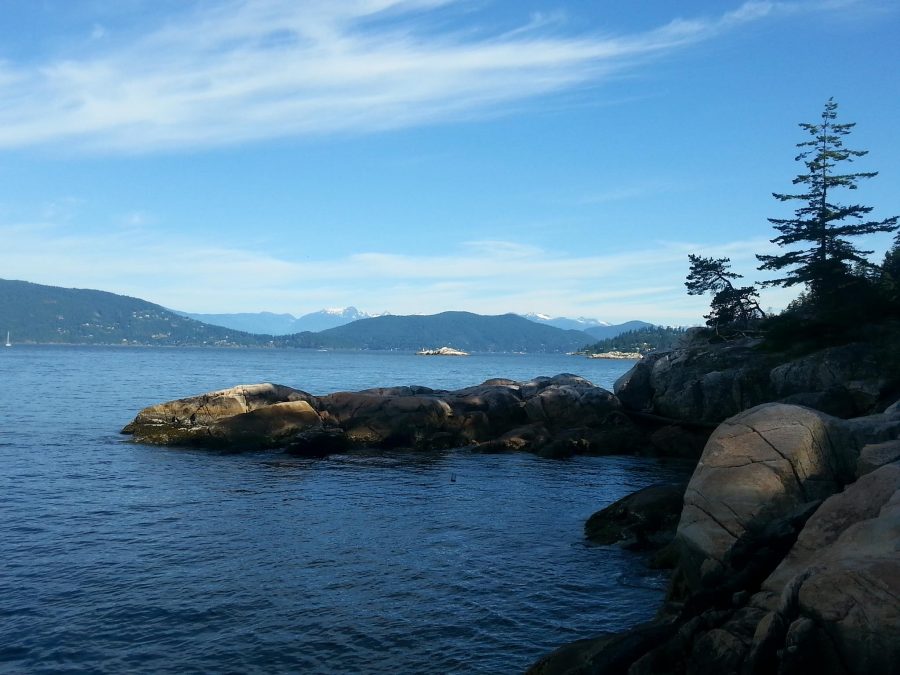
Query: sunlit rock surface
123 374 644 457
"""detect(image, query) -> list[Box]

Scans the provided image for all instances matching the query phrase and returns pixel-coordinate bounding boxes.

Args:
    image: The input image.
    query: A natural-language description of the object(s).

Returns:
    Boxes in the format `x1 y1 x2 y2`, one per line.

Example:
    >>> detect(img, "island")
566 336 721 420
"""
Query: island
586 350 642 360
415 346 469 356
121 374 640 457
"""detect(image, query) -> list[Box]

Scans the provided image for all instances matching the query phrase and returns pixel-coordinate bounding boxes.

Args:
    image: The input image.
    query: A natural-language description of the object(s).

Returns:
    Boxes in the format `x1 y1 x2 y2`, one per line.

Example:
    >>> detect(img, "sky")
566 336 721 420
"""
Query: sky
0 0 898 325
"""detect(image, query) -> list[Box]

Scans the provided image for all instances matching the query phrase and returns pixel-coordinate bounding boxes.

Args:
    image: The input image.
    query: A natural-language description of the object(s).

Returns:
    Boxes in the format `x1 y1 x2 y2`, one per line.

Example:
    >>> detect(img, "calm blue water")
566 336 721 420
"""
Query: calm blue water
0 347 689 673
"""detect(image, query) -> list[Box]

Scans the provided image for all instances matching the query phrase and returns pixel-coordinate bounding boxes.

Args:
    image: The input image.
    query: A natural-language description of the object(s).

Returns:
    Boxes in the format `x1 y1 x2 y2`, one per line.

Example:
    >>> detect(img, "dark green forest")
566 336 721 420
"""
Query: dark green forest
279 311 592 352
582 326 687 355
0 279 270 346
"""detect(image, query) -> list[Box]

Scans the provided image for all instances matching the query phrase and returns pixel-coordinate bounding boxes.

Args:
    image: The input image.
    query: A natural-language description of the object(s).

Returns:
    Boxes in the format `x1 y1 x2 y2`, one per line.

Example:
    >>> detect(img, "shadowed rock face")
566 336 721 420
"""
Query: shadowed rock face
585 482 688 552
122 374 645 456
677 403 855 593
614 341 777 424
614 338 900 426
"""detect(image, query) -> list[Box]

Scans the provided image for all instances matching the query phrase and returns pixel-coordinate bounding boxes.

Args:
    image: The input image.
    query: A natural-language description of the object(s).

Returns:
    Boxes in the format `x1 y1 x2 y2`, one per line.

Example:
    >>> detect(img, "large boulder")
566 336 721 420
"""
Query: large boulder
523 380 623 428
209 400 323 450
738 462 900 675
317 389 462 449
675 402 900 596
676 403 854 593
121 383 316 446
531 402 900 674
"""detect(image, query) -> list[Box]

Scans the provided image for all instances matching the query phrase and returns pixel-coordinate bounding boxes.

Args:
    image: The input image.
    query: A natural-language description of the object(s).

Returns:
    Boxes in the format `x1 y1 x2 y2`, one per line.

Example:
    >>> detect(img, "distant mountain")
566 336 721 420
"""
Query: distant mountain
292 307 379 333
278 311 592 352
0 279 269 346
1 279 594 352
174 310 298 335
521 312 611 332
583 321 655 340
176 306 378 335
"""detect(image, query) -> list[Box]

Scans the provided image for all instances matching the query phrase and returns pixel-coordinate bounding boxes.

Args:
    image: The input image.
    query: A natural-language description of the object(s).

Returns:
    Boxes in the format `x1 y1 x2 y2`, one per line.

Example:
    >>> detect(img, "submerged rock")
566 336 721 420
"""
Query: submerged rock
122 374 645 457
585 482 687 551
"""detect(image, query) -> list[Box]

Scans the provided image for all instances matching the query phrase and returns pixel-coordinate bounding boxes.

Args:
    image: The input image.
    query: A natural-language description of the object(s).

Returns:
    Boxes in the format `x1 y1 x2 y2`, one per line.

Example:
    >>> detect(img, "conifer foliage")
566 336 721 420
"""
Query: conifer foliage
685 255 765 331
757 98 898 303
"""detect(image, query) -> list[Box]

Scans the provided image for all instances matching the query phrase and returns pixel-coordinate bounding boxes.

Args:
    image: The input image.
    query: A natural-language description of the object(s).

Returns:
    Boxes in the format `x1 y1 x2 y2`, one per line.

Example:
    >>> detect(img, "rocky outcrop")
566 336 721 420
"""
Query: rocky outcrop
122 374 645 457
769 343 889 415
676 404 857 594
614 337 900 428
531 402 900 674
121 383 321 447
614 340 777 424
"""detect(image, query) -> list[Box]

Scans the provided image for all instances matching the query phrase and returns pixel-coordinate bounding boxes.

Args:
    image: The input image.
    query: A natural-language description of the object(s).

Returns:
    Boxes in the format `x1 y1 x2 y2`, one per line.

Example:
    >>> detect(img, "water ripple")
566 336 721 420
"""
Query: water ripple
0 346 691 673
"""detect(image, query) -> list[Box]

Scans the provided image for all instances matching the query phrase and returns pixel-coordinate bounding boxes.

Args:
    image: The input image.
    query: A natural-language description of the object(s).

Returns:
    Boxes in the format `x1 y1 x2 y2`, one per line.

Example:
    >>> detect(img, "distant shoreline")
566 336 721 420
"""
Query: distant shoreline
585 351 643 360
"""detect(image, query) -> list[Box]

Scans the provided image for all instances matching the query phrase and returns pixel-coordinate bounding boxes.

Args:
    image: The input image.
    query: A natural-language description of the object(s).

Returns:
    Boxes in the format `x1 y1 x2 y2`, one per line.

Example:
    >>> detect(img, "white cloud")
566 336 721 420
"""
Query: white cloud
0 0 841 152
0 220 794 323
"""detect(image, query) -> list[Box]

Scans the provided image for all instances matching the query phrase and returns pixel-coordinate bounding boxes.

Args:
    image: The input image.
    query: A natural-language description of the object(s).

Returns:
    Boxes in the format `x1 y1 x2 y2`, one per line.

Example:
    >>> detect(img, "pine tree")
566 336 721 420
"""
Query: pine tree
686 255 765 331
757 98 898 305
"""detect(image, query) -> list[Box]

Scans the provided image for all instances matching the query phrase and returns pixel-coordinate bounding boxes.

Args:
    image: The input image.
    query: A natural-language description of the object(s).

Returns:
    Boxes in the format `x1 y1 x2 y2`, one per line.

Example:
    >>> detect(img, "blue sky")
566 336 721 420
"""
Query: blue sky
0 0 897 324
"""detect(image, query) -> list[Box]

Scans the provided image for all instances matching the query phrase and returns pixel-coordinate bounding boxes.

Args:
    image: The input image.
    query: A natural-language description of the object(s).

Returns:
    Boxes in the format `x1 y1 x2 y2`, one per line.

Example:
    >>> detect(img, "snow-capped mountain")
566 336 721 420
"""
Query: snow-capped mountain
292 307 385 332
520 312 612 332
174 307 384 335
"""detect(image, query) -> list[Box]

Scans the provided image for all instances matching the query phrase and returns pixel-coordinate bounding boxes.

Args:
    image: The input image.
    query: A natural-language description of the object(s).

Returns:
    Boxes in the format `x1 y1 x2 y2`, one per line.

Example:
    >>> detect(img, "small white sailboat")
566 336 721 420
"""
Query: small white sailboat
5 331 10 347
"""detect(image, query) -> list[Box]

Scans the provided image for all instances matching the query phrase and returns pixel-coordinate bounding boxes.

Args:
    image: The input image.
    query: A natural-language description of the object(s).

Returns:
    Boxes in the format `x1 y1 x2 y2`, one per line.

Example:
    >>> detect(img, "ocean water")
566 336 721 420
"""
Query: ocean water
0 347 690 673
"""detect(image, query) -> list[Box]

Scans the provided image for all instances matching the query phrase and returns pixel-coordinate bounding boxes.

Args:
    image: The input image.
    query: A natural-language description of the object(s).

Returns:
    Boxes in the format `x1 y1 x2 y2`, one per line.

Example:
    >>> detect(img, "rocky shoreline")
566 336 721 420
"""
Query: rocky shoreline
122 333 900 674
587 351 643 360
527 333 900 675
530 401 900 674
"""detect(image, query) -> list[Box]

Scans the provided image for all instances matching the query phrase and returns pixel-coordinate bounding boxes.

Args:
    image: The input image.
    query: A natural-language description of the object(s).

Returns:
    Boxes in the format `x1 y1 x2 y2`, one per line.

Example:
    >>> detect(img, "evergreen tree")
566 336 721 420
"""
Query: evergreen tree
757 98 898 304
881 233 900 307
686 255 765 331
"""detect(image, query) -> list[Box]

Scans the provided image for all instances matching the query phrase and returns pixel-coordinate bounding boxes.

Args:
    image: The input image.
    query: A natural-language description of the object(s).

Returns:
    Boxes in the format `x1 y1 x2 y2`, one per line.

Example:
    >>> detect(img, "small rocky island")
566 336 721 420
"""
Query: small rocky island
587 351 642 360
415 346 470 356
122 374 640 457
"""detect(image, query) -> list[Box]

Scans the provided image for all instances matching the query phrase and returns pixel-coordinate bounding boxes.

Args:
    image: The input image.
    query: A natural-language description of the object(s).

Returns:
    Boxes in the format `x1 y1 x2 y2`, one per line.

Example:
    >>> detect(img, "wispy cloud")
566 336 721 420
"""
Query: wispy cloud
0 219 791 323
0 0 840 153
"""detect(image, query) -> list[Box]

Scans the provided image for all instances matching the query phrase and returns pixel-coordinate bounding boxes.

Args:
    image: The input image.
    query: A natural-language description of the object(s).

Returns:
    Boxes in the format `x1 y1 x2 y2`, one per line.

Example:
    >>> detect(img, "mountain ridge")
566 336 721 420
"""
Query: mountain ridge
278 311 594 353
175 306 650 338
0 279 606 352
175 306 382 334
0 278 267 346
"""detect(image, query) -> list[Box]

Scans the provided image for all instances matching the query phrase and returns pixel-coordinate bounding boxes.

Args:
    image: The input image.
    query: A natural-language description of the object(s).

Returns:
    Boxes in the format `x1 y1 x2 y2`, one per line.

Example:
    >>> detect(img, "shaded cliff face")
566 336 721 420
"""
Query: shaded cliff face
122 374 646 458
529 402 900 675
614 336 900 425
